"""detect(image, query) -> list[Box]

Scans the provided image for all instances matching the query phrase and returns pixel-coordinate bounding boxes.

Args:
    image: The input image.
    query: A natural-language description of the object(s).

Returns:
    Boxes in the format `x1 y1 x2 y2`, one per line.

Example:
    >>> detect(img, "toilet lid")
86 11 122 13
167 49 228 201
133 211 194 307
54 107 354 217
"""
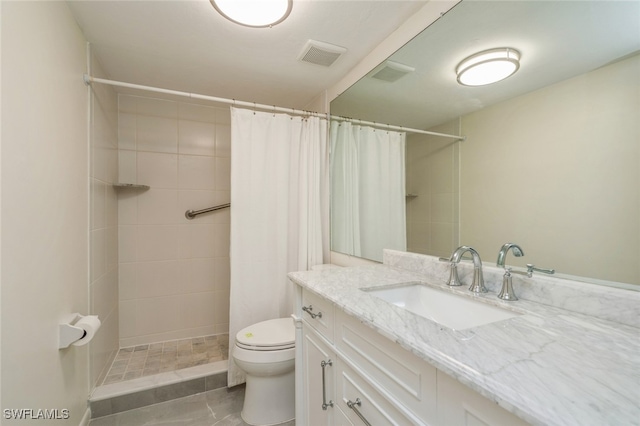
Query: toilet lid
236 318 295 351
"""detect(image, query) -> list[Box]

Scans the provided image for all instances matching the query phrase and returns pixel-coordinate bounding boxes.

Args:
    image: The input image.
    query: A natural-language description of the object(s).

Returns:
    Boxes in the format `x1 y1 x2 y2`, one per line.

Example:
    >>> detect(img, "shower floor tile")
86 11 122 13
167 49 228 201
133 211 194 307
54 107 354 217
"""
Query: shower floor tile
102 334 229 385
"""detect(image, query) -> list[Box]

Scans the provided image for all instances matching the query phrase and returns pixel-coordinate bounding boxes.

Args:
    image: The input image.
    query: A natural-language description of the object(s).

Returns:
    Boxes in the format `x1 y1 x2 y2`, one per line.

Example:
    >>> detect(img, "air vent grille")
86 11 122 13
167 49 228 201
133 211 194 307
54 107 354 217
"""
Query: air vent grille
370 61 415 82
298 40 347 67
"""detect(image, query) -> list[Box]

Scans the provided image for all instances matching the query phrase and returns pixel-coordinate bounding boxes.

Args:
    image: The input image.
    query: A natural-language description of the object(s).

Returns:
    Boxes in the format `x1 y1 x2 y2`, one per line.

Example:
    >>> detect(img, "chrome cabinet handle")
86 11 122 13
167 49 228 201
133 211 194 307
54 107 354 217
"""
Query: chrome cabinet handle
302 305 322 319
347 398 371 426
320 359 333 410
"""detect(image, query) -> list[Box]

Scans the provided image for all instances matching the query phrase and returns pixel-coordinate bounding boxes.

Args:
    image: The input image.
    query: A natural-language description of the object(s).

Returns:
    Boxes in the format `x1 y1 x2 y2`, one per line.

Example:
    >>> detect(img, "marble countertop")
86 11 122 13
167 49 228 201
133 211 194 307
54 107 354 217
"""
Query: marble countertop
288 264 640 426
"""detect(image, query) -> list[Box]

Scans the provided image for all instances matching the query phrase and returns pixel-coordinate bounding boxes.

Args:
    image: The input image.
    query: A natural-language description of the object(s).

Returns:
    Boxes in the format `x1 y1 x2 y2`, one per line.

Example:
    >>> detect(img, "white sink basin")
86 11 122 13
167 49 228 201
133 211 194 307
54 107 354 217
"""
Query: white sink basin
364 283 521 330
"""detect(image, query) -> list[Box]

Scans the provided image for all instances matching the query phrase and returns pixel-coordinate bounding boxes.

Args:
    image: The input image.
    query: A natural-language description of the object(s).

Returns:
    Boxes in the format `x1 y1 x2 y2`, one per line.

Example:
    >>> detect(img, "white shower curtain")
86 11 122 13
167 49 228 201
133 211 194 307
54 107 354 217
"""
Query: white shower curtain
330 121 406 262
228 107 329 386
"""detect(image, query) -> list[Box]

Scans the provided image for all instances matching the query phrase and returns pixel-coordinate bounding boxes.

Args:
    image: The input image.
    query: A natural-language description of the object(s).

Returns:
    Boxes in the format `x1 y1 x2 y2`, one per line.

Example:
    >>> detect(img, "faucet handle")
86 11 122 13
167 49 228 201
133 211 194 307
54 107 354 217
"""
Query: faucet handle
526 264 555 277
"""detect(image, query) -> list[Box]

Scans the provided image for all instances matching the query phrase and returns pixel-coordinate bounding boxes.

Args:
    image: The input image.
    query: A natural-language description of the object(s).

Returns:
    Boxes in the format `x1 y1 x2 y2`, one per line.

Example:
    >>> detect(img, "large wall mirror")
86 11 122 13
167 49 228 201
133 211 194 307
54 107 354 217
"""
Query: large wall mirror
330 0 640 287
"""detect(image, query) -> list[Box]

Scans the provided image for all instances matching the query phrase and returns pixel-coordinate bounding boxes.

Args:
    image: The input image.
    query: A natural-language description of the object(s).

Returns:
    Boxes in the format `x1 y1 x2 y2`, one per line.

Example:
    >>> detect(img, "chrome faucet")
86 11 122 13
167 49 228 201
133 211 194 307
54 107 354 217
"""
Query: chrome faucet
496 243 524 301
497 243 524 268
496 243 555 301
445 246 487 293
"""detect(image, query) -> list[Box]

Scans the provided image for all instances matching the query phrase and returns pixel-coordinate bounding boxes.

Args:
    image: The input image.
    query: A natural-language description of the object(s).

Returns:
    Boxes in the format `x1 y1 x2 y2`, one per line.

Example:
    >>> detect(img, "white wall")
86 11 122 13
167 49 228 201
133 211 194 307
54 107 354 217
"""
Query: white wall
1 1 90 423
88 53 120 387
0 0 4 413
117 95 231 347
460 55 640 284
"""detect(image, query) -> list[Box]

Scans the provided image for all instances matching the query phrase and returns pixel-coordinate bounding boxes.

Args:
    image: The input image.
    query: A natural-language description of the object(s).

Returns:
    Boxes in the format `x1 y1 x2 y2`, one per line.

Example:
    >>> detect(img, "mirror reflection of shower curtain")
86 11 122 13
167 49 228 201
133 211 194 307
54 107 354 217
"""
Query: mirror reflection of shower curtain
330 121 406 262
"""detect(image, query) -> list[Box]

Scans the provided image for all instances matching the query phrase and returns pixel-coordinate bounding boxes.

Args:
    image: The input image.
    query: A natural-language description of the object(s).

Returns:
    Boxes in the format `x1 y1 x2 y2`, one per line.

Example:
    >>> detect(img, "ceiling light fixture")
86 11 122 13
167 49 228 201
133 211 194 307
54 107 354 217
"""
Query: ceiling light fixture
456 48 520 86
210 0 292 28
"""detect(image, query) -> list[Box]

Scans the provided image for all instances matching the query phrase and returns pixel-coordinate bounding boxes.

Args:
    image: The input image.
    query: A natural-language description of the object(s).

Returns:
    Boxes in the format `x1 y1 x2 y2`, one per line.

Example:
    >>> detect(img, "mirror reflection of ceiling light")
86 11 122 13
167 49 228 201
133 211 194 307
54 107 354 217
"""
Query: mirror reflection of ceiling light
456 48 520 86
210 0 292 28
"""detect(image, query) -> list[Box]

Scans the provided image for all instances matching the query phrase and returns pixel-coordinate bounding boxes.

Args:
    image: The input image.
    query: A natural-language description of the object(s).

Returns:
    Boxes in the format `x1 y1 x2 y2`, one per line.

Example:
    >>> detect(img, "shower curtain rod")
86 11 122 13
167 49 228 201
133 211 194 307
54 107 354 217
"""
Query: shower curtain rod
329 115 465 141
83 74 465 141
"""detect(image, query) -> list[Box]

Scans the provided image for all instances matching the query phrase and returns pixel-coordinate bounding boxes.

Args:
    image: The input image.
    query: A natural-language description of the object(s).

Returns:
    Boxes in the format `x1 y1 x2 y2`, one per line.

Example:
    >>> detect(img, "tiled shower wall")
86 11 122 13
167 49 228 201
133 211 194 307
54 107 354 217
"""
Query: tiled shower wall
405 120 460 259
117 95 231 347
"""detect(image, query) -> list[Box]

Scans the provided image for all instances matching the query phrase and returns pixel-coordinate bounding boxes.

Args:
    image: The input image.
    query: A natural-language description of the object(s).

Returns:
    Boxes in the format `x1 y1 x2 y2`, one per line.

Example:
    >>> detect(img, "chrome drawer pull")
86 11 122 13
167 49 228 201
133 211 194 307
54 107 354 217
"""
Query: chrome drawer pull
302 305 323 319
320 359 333 410
347 398 371 426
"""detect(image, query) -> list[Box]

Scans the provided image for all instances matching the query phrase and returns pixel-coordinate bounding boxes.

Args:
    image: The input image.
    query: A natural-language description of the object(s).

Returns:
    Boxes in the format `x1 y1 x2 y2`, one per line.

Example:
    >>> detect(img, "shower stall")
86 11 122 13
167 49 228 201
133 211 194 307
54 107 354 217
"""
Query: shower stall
88 60 233 410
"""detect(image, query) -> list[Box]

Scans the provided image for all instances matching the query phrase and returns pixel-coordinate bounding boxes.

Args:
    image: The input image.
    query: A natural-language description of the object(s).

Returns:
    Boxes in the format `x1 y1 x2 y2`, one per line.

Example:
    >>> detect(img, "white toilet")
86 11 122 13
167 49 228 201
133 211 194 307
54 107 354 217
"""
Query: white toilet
232 317 295 425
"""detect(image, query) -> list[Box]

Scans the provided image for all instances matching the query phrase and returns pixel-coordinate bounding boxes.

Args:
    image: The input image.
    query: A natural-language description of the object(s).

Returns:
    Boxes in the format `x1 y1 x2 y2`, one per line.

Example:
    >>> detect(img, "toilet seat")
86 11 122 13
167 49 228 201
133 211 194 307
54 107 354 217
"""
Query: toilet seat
236 318 295 351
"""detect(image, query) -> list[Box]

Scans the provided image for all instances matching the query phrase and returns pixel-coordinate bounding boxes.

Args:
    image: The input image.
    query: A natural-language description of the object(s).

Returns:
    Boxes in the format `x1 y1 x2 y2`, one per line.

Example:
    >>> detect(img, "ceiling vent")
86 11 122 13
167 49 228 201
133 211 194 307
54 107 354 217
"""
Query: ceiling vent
370 60 415 82
298 40 347 67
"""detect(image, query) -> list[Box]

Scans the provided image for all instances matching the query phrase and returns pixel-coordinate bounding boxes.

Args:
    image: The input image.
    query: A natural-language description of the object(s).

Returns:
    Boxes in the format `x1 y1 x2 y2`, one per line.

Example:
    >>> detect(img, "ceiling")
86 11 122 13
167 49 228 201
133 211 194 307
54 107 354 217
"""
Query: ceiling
67 0 428 109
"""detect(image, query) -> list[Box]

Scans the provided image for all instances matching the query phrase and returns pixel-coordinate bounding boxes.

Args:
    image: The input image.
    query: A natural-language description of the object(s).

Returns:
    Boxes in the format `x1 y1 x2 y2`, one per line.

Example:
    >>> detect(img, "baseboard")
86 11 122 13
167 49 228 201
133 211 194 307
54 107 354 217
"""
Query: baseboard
78 407 91 426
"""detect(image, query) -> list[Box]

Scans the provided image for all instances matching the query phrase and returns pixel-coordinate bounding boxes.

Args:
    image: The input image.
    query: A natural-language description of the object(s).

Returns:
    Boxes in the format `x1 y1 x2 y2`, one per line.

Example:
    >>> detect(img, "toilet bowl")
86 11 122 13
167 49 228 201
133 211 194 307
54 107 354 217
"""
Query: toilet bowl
233 318 295 425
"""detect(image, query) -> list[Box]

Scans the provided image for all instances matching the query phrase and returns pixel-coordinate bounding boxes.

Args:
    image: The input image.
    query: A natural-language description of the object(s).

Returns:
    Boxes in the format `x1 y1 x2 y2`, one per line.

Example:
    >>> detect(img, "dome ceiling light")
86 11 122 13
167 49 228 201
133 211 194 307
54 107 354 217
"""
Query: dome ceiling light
210 0 293 28
456 48 520 86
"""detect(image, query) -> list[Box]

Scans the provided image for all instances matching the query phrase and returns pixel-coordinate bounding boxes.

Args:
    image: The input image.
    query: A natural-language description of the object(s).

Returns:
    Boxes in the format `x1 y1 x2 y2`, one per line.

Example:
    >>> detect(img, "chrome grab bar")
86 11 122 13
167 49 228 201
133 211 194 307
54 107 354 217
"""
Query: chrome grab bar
346 398 371 426
185 203 230 220
302 305 322 319
321 359 333 410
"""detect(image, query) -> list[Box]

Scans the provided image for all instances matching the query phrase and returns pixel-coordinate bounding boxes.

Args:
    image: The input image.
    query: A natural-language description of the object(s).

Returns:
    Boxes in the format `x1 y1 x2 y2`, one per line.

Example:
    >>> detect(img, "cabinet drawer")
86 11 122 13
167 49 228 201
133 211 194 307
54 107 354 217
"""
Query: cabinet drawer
337 359 421 426
336 309 437 423
302 289 335 341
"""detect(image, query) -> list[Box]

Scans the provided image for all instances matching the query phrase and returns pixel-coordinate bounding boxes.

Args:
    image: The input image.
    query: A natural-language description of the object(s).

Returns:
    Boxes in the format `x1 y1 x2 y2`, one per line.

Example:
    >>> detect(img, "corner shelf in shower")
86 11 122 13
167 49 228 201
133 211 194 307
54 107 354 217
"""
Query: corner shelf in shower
113 183 150 190
405 194 418 199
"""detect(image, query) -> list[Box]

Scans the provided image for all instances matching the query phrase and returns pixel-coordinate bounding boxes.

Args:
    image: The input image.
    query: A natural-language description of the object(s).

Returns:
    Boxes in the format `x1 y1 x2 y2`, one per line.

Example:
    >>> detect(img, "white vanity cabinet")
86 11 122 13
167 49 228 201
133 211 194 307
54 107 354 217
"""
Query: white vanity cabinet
436 371 529 426
334 405 355 426
296 286 528 426
297 287 432 425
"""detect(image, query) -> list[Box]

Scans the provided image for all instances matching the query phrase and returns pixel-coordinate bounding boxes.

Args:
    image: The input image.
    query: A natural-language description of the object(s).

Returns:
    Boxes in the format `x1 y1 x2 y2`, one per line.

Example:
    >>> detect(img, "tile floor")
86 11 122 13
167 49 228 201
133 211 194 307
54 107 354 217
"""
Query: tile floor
88 386 296 426
103 334 229 385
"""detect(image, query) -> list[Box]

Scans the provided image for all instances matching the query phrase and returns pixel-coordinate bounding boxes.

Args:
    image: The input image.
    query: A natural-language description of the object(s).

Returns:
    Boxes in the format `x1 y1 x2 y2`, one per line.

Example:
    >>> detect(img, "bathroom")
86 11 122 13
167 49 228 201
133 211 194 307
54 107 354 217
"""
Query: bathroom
1 0 638 425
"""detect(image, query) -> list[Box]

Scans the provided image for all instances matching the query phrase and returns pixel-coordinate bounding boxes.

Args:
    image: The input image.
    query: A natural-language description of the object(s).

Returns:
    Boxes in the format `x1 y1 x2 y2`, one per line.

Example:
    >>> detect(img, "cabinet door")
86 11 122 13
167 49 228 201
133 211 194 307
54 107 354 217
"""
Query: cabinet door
302 324 336 425
437 371 530 426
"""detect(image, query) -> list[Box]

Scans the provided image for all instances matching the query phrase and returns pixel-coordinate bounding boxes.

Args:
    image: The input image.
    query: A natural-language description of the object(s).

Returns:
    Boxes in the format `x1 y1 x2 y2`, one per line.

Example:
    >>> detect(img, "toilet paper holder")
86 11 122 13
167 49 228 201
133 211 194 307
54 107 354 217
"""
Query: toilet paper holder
58 313 101 349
